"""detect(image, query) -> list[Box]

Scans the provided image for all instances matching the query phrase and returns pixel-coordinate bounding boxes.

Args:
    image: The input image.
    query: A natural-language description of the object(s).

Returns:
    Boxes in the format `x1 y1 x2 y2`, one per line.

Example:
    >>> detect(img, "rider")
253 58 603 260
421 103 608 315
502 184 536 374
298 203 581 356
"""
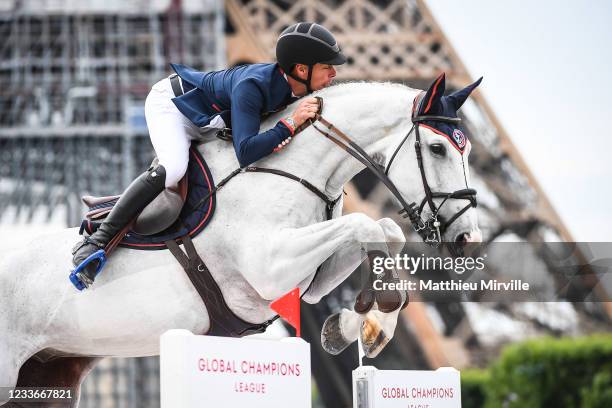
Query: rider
70 22 346 289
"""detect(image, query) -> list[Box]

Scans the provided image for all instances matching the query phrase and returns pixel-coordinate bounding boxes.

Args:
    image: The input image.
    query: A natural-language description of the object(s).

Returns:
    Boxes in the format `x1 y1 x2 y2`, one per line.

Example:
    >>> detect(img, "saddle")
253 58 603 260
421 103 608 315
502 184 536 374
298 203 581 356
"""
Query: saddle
77 145 275 337
79 146 216 250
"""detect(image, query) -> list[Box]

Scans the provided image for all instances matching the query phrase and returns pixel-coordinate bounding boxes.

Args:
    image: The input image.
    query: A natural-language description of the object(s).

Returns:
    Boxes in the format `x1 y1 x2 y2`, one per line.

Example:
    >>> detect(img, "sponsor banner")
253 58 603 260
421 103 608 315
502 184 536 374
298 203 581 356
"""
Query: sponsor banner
161 330 311 408
353 366 461 408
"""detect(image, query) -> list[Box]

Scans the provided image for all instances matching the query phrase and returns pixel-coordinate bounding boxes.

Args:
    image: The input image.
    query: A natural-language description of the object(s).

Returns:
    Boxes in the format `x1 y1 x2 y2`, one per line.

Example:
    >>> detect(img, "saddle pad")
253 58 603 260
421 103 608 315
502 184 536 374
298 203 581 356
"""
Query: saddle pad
80 146 215 250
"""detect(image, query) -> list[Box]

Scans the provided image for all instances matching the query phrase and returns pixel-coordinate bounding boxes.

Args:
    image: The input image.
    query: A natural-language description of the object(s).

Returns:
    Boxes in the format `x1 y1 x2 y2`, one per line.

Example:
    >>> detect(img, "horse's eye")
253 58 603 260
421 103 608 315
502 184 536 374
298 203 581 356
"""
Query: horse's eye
430 143 446 156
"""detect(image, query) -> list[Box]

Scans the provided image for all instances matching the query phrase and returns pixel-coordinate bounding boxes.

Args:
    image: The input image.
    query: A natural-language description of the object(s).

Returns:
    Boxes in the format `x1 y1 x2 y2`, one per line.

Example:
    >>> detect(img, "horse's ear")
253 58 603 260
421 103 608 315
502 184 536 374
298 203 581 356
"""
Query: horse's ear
446 77 483 111
417 72 446 115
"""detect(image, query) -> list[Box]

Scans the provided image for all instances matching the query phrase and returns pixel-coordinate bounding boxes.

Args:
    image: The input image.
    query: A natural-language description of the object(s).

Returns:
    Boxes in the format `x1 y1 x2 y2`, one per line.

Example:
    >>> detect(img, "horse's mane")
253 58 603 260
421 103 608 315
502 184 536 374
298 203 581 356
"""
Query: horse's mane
311 80 419 100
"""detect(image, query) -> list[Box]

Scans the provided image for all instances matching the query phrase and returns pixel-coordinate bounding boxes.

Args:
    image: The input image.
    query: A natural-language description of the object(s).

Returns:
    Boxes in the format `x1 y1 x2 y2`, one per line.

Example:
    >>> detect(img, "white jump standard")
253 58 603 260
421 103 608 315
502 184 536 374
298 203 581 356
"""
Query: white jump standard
160 330 311 408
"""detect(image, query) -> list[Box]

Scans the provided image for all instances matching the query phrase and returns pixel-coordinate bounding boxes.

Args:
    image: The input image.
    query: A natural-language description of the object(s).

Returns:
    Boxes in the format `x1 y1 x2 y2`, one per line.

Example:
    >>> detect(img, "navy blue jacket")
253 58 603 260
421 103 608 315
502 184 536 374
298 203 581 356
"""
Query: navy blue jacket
170 63 298 167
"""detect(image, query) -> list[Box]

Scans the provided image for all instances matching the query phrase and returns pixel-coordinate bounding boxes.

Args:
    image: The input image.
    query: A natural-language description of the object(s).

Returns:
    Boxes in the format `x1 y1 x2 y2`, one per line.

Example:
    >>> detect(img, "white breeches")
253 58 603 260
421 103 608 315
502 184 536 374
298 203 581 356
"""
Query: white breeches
144 77 225 187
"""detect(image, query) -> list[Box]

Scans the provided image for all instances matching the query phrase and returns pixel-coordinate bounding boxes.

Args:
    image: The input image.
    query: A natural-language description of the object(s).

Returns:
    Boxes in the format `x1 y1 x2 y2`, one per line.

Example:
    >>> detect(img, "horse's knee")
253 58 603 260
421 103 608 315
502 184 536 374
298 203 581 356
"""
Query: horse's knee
347 213 386 242
377 218 405 243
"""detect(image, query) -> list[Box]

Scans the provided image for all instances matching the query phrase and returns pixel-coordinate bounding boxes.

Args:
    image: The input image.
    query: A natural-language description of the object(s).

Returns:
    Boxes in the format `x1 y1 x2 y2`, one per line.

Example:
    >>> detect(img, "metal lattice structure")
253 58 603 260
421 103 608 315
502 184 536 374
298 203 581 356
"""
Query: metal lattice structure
0 1 225 406
0 0 224 226
227 0 457 81
80 358 160 408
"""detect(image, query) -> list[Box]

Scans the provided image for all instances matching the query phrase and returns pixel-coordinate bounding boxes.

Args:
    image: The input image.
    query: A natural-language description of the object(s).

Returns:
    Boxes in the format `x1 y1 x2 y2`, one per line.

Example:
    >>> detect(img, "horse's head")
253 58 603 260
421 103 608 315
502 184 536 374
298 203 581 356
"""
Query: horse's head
385 73 483 254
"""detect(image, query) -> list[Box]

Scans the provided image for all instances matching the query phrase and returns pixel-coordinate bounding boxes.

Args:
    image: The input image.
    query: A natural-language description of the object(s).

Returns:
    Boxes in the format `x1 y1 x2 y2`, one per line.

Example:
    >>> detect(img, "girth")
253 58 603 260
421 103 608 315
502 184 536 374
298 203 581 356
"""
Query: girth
165 235 274 337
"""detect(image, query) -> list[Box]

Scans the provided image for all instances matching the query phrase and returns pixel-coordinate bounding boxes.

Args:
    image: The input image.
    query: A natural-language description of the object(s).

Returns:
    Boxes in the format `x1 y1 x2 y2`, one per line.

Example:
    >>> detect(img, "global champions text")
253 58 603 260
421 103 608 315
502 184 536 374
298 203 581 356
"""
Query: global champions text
197 358 303 395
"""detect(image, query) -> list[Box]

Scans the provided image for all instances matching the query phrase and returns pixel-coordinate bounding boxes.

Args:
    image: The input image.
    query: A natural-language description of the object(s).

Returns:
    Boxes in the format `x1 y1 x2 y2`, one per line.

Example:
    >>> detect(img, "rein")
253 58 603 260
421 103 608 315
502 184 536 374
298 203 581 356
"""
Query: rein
307 94 477 245
201 92 477 247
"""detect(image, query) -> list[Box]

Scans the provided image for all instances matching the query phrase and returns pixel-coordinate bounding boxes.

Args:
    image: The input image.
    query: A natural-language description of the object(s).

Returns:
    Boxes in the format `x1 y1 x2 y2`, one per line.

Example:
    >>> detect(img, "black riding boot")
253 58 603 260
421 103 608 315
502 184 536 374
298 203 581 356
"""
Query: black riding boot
71 165 167 288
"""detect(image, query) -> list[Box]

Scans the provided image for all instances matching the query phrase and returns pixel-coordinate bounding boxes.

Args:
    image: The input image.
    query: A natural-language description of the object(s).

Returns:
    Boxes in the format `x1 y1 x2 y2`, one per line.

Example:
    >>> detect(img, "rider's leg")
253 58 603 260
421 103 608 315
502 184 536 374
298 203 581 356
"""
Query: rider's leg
148 76 208 188
71 165 167 284
71 78 195 288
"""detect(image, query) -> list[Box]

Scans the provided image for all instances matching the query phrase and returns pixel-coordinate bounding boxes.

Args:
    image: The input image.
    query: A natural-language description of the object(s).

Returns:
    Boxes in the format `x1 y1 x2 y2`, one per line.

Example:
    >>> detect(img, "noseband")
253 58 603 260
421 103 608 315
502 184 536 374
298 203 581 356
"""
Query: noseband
310 93 477 246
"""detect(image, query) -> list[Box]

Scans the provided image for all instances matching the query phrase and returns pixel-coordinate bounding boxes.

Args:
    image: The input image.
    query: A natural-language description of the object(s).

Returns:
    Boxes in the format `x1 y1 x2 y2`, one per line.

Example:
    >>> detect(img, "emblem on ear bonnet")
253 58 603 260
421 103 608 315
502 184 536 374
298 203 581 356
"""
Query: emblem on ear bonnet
452 129 466 150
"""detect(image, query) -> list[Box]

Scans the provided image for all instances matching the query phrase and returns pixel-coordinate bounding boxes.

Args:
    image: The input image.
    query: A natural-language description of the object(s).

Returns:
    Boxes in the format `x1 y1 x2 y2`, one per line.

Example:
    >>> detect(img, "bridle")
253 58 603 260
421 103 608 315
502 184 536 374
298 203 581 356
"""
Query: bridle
310 93 477 246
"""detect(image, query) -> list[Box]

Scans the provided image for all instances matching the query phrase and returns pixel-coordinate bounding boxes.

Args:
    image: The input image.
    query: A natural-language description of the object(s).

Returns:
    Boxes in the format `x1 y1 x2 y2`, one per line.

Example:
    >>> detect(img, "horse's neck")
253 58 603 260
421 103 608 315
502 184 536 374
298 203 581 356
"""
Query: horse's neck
267 83 419 196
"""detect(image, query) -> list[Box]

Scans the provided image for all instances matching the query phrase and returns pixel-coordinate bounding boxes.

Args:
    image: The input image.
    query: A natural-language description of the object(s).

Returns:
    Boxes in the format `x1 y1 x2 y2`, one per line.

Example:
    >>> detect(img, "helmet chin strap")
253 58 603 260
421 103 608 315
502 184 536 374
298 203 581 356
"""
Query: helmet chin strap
287 64 314 94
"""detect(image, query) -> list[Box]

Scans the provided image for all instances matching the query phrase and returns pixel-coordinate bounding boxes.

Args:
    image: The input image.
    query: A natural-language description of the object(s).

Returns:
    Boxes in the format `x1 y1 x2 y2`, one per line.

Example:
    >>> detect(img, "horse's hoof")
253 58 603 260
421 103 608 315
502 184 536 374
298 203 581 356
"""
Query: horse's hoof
354 289 375 314
376 288 409 313
360 315 390 358
376 289 403 313
321 313 352 355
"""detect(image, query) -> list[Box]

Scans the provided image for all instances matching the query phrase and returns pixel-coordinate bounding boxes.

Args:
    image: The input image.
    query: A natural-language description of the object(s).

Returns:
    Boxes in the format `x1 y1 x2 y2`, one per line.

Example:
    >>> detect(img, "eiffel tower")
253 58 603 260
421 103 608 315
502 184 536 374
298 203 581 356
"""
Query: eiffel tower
225 1 611 406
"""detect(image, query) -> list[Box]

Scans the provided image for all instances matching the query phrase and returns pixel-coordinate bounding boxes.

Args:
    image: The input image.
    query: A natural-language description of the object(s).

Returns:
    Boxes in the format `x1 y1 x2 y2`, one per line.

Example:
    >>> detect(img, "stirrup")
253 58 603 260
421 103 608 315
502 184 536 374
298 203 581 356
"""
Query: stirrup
69 249 107 291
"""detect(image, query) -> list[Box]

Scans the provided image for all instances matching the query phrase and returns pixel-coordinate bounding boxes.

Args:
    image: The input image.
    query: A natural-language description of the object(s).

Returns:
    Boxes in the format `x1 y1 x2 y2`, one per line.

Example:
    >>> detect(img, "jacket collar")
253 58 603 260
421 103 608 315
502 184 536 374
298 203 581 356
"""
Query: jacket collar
278 65 300 98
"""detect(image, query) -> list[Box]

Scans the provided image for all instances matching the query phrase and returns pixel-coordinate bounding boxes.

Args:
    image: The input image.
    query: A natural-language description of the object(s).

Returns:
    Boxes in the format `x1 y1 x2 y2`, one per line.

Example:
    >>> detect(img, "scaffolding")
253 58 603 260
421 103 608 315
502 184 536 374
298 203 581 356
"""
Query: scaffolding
0 0 224 226
0 1 224 407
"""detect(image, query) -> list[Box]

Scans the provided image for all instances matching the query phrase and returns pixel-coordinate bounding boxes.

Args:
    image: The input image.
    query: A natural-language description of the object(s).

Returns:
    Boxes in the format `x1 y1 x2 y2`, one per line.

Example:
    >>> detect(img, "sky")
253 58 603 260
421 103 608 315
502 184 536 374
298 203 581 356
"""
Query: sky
425 0 612 241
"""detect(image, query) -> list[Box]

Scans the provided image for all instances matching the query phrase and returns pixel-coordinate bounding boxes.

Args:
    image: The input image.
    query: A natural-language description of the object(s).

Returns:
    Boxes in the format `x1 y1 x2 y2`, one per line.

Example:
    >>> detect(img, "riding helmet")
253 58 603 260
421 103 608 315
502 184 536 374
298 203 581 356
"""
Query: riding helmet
276 22 346 91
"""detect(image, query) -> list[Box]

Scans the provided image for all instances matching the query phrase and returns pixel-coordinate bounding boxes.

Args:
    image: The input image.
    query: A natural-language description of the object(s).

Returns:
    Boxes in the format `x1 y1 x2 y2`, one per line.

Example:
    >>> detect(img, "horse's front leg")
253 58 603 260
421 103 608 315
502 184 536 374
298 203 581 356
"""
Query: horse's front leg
301 218 408 358
247 213 391 300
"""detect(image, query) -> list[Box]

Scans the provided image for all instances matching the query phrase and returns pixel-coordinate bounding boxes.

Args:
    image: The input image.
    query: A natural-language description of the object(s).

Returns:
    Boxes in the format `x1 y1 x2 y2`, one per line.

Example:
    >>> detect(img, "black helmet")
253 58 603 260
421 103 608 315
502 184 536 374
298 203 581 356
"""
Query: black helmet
276 22 346 92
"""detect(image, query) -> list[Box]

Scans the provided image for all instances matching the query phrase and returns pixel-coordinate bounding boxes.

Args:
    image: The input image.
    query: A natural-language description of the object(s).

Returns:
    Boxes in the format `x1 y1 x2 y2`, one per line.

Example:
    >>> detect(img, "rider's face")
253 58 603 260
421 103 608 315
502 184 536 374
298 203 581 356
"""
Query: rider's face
309 63 337 90
293 63 337 91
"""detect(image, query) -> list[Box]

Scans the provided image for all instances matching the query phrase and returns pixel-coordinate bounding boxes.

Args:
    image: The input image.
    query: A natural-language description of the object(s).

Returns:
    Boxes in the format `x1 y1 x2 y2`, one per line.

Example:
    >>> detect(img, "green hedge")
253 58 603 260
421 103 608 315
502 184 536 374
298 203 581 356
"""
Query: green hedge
461 368 489 408
581 371 612 408
486 334 612 407
461 334 612 408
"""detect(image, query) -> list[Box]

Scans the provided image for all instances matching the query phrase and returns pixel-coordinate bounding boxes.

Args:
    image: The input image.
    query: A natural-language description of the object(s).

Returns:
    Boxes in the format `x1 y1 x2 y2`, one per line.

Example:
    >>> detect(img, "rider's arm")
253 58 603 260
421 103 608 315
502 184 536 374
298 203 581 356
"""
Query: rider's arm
231 79 294 168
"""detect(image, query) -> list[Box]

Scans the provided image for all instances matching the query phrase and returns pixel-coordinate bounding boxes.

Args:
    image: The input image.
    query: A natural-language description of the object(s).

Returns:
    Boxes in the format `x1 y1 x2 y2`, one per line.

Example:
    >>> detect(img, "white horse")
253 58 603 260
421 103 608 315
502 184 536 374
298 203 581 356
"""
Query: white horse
0 73 481 406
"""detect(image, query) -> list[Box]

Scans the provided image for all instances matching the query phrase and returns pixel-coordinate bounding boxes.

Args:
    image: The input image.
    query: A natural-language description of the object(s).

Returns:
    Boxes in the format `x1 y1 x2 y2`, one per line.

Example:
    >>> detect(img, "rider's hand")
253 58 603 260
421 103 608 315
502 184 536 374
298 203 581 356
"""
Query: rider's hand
291 97 319 127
